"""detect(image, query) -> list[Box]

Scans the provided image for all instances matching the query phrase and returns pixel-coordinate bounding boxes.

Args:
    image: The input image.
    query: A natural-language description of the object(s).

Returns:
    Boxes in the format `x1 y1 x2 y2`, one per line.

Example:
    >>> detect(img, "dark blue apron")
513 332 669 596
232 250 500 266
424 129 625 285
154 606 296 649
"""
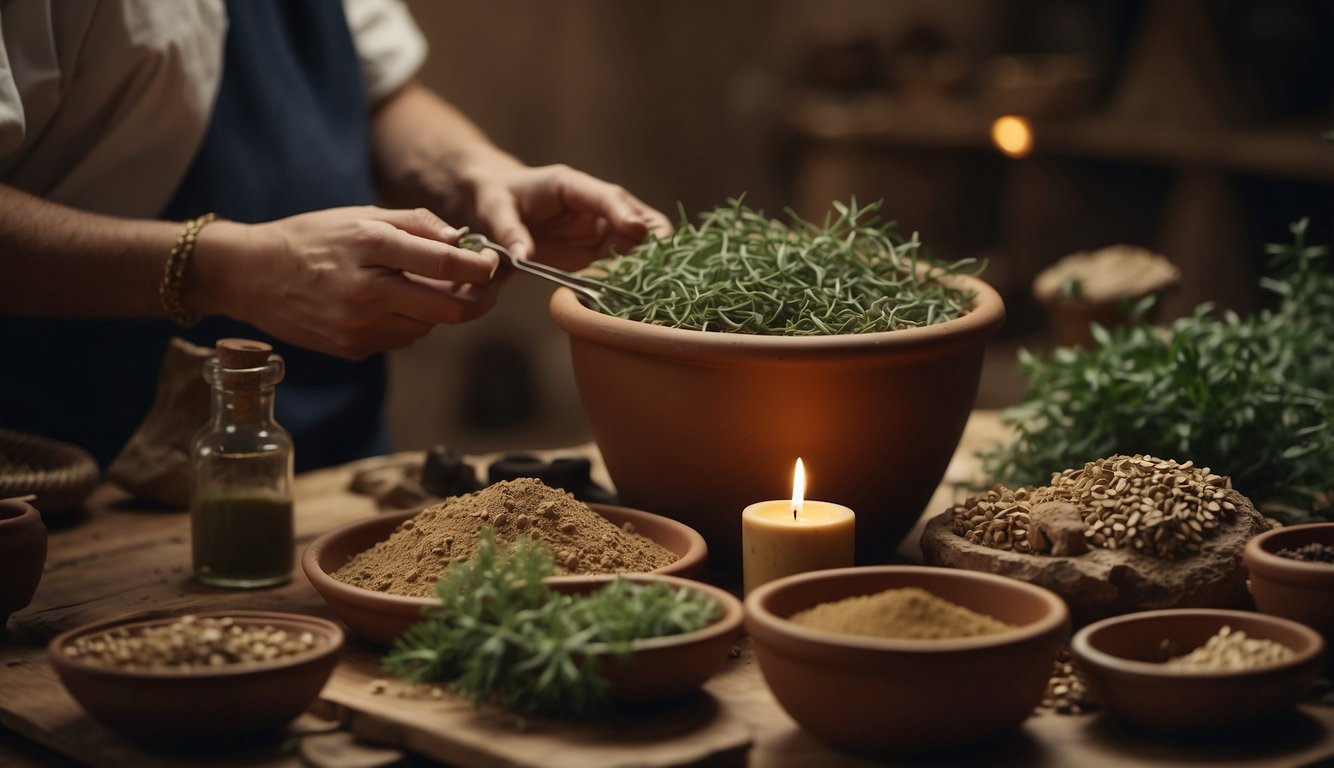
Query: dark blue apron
0 0 390 472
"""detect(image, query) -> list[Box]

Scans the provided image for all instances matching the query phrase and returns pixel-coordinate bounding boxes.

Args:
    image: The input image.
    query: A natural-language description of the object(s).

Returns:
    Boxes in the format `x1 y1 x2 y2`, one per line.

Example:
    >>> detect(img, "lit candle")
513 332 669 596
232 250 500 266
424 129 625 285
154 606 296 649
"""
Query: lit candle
741 458 856 594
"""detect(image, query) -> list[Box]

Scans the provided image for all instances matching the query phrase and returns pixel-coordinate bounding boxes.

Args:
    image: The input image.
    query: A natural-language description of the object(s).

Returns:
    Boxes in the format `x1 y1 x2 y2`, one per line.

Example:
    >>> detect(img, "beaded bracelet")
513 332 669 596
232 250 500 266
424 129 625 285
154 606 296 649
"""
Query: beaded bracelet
159 212 218 328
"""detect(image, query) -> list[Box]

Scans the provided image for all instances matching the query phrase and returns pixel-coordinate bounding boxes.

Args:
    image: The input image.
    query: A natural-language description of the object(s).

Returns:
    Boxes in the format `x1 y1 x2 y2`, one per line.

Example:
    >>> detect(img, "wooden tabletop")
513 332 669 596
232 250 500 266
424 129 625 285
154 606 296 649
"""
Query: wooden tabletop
3 412 1332 768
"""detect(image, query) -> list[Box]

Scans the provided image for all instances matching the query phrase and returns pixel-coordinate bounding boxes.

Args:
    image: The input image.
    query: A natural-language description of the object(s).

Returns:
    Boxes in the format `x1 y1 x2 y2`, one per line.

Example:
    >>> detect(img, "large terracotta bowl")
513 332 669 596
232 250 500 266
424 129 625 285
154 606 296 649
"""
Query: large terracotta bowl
745 565 1068 756
550 276 1004 569
0 499 47 627
1244 523 1334 654
1071 609 1324 731
304 502 707 646
48 610 343 741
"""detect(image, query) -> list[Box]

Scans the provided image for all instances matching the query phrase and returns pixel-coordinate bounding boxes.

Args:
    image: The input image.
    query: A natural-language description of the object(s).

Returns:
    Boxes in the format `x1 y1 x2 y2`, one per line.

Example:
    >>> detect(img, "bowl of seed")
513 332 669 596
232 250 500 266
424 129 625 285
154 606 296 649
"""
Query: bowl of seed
744 565 1069 756
47 610 343 741
303 478 707 646
1071 608 1325 732
1245 523 1334 656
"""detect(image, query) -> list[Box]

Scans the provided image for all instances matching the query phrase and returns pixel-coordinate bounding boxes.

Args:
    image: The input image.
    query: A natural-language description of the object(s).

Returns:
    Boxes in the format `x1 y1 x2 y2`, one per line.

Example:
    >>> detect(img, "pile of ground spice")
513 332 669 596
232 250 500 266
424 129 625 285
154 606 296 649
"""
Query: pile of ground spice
332 478 677 597
788 587 1016 640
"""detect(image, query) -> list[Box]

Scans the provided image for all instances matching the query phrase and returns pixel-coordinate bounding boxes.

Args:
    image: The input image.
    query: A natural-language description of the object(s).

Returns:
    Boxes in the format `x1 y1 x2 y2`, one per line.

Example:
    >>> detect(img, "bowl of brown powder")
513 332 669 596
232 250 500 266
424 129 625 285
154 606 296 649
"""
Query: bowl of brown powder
744 565 1069 756
303 478 706 645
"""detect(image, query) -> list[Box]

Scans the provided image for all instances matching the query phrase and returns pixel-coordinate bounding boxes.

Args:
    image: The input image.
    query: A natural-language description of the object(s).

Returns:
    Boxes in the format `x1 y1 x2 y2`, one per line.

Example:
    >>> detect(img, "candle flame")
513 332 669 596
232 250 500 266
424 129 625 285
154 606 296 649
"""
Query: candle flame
990 115 1033 158
792 458 805 520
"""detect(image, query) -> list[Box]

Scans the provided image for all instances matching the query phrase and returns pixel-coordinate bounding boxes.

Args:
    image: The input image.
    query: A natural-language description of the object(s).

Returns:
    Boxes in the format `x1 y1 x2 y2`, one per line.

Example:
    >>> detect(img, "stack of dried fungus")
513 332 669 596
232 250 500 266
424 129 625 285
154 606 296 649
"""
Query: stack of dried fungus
333 478 677 597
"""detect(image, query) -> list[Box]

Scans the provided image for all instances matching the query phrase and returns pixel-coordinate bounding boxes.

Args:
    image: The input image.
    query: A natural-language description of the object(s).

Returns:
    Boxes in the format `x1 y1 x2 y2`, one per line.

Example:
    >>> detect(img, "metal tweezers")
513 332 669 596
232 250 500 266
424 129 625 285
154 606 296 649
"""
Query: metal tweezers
459 232 615 313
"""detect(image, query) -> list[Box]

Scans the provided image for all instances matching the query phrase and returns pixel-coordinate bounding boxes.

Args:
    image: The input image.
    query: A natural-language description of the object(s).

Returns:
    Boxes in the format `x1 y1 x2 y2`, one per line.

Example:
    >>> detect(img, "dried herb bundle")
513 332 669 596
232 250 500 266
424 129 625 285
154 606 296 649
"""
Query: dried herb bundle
383 529 718 717
985 220 1333 520
588 198 980 335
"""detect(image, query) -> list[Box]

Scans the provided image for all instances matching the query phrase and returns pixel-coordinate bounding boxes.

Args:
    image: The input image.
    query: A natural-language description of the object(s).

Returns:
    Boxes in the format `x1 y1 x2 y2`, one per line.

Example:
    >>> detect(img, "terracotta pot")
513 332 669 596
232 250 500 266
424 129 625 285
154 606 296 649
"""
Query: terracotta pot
1244 523 1334 655
1072 609 1324 732
549 276 1005 569
303 502 708 646
0 500 47 627
745 565 1068 756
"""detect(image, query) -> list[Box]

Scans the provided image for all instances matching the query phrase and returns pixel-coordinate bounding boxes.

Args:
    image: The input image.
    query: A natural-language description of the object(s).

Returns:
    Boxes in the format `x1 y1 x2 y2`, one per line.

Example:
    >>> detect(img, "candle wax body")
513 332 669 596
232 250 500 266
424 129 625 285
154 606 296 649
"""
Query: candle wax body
742 500 856 595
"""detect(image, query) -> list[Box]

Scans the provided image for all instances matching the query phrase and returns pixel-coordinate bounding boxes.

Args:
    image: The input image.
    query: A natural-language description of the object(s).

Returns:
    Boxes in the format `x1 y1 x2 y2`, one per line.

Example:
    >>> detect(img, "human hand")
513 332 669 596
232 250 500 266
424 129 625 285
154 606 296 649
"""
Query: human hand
461 160 673 272
193 206 500 360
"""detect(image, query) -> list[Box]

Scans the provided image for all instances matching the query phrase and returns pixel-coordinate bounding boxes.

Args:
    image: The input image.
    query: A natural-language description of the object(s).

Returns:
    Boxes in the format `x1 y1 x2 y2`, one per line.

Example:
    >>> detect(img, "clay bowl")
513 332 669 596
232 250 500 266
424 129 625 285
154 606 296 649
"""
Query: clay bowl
547 573 744 703
47 610 343 741
303 502 707 646
1244 523 1334 652
0 499 47 627
1071 609 1325 732
745 565 1068 756
550 277 1004 570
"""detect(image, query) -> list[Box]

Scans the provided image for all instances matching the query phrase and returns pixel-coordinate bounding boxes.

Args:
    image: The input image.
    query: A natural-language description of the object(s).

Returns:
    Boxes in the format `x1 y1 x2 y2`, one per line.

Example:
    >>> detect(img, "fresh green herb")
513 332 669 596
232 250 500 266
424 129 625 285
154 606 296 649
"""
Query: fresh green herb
587 197 981 335
984 220 1333 520
383 529 719 717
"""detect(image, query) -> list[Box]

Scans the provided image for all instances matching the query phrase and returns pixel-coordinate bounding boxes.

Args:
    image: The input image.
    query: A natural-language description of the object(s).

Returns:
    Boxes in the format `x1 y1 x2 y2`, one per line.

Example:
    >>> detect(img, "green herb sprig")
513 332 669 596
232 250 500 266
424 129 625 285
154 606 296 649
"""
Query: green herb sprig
587 197 981 335
984 219 1333 519
383 529 720 717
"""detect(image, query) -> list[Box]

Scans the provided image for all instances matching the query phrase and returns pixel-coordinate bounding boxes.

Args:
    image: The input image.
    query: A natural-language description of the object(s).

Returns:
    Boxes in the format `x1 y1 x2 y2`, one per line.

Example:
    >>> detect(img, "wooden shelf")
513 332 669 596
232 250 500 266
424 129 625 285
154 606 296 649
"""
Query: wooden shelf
784 90 1334 184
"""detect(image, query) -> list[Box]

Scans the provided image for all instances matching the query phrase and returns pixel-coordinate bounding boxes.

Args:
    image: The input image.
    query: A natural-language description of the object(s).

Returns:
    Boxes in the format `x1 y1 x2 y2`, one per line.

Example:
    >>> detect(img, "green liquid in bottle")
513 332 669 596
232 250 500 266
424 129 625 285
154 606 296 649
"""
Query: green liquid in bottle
191 494 294 588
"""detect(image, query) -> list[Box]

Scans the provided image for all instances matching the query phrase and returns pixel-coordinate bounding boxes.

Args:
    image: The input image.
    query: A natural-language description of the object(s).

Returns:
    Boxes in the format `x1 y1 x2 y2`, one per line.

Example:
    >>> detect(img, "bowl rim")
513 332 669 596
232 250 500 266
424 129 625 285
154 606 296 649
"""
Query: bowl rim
544 573 745 653
302 501 707 614
1244 522 1334 577
744 564 1069 653
1071 608 1325 679
47 609 345 680
548 272 1005 359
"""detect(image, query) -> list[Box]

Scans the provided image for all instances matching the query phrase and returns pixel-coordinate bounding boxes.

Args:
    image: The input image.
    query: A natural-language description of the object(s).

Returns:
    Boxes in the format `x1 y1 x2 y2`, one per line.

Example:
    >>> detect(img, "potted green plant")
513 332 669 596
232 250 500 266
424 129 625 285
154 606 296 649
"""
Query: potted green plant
549 199 1005 568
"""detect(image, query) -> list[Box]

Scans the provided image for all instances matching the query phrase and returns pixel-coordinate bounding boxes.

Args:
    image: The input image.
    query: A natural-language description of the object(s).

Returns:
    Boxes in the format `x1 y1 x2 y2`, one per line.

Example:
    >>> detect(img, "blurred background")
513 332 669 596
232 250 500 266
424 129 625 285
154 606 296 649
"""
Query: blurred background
387 0 1334 454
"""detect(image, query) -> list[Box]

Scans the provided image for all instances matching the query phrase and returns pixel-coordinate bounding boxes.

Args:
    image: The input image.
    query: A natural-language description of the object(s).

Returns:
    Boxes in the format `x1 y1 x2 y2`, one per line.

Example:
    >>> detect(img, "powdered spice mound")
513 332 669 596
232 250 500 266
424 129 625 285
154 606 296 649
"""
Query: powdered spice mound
789 587 1016 640
332 478 677 597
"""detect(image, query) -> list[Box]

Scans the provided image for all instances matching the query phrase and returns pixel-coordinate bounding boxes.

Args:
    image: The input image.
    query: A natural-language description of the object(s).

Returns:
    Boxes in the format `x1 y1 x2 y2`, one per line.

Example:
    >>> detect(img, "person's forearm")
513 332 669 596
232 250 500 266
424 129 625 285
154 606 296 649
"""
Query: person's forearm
0 184 247 319
0 184 183 317
368 82 523 222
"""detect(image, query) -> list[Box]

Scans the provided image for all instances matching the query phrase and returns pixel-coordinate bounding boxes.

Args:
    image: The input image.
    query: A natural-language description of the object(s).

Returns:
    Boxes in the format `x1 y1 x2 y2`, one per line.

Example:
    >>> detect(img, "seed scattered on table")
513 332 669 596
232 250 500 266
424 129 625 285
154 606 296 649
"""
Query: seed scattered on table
1037 649 1098 715
61 615 325 671
1163 625 1294 671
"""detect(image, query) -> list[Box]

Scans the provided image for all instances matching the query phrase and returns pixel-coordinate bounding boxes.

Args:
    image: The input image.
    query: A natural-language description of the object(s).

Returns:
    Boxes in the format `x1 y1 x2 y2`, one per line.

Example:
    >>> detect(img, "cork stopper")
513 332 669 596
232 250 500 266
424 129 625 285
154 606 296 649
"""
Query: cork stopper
217 338 272 370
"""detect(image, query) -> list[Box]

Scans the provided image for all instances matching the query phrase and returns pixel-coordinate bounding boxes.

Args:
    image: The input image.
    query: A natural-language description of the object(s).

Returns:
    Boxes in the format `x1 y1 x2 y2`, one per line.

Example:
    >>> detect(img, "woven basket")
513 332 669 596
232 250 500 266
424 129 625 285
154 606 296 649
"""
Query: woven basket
0 429 100 513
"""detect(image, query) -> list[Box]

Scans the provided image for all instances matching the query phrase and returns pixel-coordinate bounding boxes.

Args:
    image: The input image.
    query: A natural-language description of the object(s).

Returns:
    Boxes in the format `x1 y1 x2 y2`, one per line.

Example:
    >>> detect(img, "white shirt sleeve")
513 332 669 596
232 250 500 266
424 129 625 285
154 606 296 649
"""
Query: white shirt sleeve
342 0 428 103
0 0 226 218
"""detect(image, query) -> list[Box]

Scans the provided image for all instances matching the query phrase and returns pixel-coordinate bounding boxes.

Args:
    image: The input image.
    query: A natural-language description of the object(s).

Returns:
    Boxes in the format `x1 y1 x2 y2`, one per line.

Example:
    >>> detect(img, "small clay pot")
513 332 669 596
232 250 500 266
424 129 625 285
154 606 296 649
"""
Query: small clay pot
1072 609 1324 732
1245 523 1334 654
302 502 708 646
0 499 47 627
745 565 1069 756
48 610 343 742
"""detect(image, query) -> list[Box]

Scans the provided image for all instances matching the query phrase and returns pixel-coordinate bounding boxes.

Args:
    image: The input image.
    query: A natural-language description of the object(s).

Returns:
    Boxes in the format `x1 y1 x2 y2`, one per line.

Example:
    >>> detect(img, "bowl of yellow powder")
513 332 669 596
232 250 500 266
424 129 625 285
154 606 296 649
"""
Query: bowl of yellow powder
744 565 1069 756
303 478 706 645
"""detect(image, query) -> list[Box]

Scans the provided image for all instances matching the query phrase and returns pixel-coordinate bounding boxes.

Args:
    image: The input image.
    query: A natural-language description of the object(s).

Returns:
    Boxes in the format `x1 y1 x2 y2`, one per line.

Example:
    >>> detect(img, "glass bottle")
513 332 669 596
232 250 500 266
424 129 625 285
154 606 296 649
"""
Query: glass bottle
190 338 294 588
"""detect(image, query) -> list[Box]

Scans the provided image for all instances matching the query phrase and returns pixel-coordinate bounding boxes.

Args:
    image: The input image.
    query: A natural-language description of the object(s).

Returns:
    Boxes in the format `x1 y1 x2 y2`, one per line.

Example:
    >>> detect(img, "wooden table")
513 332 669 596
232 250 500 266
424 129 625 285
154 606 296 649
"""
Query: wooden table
3 413 1332 767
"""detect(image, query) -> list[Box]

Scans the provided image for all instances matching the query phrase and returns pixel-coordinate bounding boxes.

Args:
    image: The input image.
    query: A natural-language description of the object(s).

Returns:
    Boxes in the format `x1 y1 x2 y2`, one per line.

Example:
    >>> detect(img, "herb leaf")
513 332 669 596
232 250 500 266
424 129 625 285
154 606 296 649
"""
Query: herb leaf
383 529 720 717
587 197 981 335
984 220 1333 520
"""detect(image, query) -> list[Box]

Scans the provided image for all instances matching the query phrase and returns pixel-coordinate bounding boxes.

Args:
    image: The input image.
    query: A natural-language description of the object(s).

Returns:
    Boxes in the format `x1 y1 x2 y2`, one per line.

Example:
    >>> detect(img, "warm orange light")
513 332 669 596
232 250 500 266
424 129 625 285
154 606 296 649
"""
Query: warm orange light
991 115 1033 158
791 458 806 520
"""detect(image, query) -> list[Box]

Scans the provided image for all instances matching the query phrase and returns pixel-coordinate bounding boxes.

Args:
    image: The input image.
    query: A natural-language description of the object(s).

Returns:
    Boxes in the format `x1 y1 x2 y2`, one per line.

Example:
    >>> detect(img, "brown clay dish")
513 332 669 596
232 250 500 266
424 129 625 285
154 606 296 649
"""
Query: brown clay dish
1244 523 1334 653
546 573 744 702
47 610 343 741
744 565 1069 756
1071 608 1324 732
549 275 1004 570
303 502 708 646
0 500 47 627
